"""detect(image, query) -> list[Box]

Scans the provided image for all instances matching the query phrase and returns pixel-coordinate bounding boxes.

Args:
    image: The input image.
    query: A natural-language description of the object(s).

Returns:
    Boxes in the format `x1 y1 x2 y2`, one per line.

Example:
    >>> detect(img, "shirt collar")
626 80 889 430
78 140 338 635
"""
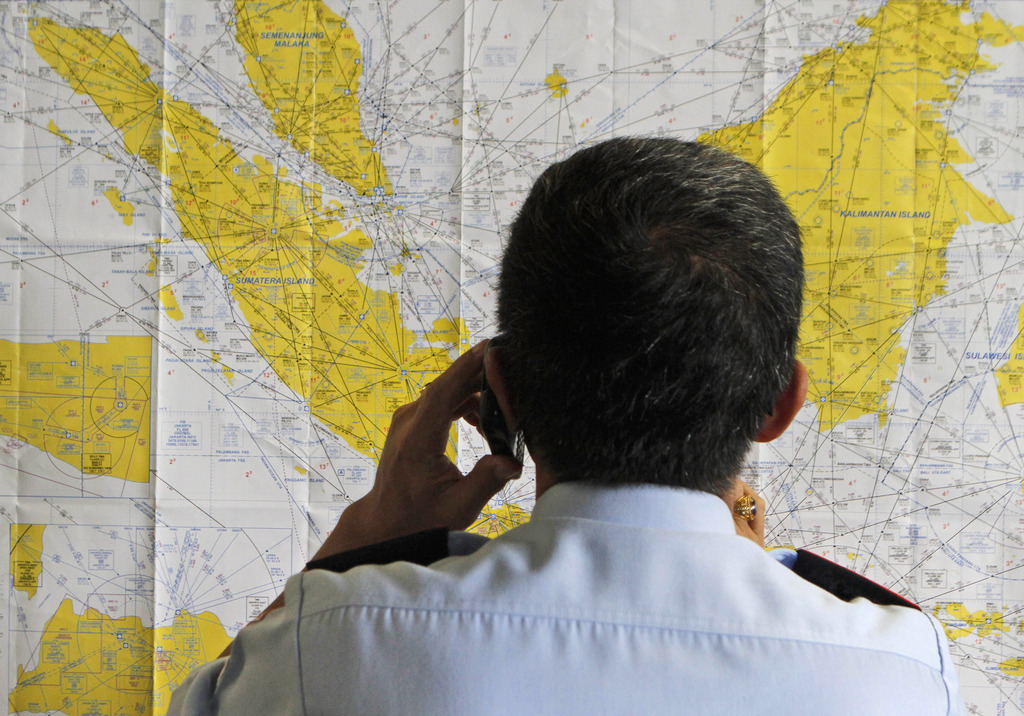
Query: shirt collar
530 481 735 534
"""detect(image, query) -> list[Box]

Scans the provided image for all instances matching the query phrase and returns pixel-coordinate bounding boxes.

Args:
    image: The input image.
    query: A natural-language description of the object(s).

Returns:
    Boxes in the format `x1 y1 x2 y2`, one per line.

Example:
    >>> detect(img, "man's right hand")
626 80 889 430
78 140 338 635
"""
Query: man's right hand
310 340 522 562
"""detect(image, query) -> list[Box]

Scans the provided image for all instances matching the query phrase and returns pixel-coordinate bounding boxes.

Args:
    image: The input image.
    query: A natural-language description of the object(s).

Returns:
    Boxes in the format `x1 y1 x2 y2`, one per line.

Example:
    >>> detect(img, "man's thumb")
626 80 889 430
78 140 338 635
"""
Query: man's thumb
451 455 522 526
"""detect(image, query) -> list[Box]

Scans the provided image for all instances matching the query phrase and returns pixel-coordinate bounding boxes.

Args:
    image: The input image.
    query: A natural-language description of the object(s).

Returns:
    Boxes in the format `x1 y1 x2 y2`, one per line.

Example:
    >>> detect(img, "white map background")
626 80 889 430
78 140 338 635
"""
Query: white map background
0 0 1021 713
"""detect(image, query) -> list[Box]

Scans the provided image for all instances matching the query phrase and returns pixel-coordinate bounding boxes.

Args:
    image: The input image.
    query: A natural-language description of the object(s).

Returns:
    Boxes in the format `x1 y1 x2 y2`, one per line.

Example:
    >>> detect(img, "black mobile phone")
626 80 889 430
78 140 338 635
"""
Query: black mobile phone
480 343 525 464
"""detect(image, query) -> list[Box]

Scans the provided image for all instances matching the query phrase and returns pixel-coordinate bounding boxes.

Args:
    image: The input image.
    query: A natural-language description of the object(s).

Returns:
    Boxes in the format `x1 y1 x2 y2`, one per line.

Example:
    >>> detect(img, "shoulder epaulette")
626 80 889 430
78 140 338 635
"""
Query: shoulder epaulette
304 527 450 574
792 549 920 610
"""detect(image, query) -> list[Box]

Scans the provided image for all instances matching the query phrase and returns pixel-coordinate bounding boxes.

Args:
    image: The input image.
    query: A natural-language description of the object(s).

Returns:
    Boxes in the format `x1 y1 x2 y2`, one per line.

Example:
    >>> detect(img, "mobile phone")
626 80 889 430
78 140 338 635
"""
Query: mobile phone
480 342 525 464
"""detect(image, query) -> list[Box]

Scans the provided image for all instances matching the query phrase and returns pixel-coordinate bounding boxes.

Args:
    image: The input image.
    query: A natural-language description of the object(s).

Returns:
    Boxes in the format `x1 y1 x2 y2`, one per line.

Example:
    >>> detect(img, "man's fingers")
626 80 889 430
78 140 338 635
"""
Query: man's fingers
722 479 766 547
747 489 766 545
418 341 487 417
406 342 488 451
451 392 480 425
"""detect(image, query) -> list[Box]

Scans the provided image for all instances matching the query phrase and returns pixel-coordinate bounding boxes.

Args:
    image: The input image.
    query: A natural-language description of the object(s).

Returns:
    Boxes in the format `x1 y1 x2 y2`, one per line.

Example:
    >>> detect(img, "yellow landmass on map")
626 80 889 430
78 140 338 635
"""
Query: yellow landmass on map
30 19 461 461
0 337 151 482
152 609 234 713
210 350 235 384
546 69 568 98
10 598 231 716
159 285 183 320
104 187 134 225
995 303 1024 406
845 552 874 569
1001 657 1024 675
197 332 236 382
933 602 1011 640
702 1 1016 431
46 119 71 145
11 524 45 599
233 0 390 196
470 502 530 538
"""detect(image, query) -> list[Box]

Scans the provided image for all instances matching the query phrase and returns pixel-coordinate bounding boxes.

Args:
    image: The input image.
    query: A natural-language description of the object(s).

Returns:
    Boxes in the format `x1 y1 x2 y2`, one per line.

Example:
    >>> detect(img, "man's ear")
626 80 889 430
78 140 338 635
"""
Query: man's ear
754 361 808 443
483 342 517 431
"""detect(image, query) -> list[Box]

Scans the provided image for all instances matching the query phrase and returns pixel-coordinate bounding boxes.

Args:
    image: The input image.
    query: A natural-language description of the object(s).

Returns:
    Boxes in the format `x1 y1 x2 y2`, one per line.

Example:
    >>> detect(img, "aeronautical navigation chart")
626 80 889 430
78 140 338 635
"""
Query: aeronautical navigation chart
1 0 1023 713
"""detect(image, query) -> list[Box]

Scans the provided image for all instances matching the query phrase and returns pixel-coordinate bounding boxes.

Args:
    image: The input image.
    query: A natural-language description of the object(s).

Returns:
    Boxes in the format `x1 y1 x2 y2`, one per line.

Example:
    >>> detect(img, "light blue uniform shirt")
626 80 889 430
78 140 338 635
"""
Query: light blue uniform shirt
169 483 963 715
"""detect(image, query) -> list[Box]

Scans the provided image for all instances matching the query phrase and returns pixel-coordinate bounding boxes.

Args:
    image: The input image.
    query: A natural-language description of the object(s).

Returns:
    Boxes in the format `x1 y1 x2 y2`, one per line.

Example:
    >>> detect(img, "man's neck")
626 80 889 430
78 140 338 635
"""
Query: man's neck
534 464 557 499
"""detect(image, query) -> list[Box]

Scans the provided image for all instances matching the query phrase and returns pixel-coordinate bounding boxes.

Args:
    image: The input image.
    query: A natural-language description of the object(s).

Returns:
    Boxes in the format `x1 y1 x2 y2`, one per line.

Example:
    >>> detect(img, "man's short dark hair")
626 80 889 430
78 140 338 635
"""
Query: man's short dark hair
496 137 803 495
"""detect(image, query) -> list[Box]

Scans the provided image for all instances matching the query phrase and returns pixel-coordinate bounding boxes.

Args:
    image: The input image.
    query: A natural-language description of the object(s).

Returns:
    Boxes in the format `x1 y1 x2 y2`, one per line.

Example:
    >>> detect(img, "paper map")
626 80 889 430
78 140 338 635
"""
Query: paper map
1 1 1024 713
